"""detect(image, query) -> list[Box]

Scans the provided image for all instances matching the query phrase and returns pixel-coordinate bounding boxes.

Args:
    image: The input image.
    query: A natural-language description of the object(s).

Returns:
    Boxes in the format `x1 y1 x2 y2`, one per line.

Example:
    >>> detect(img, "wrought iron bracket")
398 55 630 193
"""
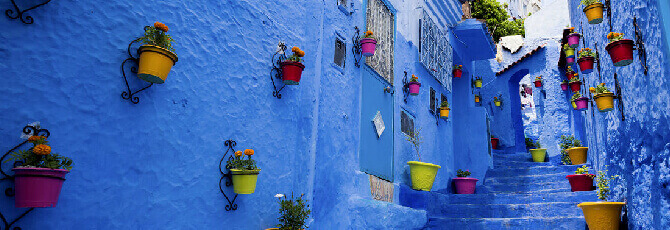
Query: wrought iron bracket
613 73 625 121
352 26 363 68
219 140 239 211
605 0 612 31
270 42 288 99
5 0 51 24
595 42 602 81
402 71 410 103
121 27 154 104
633 17 648 75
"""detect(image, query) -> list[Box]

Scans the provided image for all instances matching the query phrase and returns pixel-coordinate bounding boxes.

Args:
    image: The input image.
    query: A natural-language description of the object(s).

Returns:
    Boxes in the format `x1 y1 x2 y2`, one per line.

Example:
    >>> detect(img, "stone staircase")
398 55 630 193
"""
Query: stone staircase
423 151 598 229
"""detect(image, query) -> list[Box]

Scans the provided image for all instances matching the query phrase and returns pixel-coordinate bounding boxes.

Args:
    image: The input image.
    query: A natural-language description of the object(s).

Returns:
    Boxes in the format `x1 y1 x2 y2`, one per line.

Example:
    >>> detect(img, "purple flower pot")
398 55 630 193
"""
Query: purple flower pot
561 83 569 91
568 33 581 48
13 168 69 208
408 82 421 96
566 57 575 65
575 97 589 111
360 38 377 57
453 177 478 194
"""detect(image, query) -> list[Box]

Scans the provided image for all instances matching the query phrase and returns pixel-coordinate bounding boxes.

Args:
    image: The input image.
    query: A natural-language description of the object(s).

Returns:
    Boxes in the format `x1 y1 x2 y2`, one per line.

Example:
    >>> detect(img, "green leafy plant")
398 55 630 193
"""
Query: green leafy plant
575 165 592 175
533 140 542 149
404 128 424 162
226 149 258 171
563 43 573 51
562 80 568 84
578 48 596 58
275 193 311 230
471 0 525 42
440 101 450 109
475 76 482 81
571 92 584 102
607 32 624 43
456 169 471 178
493 94 503 103
566 66 575 73
559 135 582 165
410 74 419 83
491 134 496 139
287 46 306 62
453 65 463 70
595 168 619 201
139 22 175 53
525 137 534 148
580 0 602 7
589 83 611 95
534 76 542 82
569 76 581 83
6 136 73 170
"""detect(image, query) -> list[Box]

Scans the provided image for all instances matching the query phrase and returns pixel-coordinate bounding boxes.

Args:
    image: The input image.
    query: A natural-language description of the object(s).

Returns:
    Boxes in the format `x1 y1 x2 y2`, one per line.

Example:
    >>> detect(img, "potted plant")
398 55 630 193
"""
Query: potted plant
525 137 534 151
453 65 463 78
137 22 178 84
533 76 543 87
453 169 478 194
567 138 588 165
7 135 73 208
559 135 575 165
571 92 589 111
226 149 260 194
567 28 580 48
474 94 481 103
493 95 503 107
590 83 615 112
566 66 576 80
606 32 635 67
408 74 421 96
490 135 499 150
474 77 483 88
561 80 569 91
569 77 582 92
360 30 377 57
281 47 306 85
578 168 625 230
528 139 546 162
405 129 441 191
566 165 595 192
563 44 575 58
267 193 311 230
580 0 605 24
440 101 450 118
577 48 596 74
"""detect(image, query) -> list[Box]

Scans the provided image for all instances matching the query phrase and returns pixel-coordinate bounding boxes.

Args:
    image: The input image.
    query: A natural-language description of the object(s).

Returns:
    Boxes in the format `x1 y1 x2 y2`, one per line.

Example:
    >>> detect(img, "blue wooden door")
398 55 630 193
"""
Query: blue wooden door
360 66 394 181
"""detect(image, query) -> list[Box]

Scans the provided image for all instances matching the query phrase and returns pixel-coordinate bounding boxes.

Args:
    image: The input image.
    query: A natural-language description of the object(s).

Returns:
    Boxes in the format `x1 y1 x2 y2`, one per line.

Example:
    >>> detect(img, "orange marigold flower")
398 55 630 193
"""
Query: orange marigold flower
244 149 254 156
365 30 373 36
235 151 243 157
297 50 305 57
292 47 300 53
600 83 606 86
27 136 45 142
33 144 51 155
589 87 596 93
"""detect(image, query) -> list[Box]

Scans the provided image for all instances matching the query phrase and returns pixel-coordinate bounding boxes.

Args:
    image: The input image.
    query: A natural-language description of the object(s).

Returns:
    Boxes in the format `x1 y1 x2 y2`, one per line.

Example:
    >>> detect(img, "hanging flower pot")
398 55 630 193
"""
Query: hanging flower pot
534 80 542 88
605 34 635 67
453 67 463 78
13 168 69 208
474 95 481 103
474 77 483 88
564 44 575 58
574 97 589 111
494 101 501 106
568 32 581 48
582 3 605 24
408 74 421 96
453 169 478 194
567 147 589 165
136 23 178 84
590 83 615 112
490 137 499 149
561 81 569 91
407 161 441 191
228 149 261 194
440 101 450 118
360 30 377 57
566 56 575 65
280 47 307 85
578 202 625 230
566 68 576 79
569 80 582 92
578 57 595 74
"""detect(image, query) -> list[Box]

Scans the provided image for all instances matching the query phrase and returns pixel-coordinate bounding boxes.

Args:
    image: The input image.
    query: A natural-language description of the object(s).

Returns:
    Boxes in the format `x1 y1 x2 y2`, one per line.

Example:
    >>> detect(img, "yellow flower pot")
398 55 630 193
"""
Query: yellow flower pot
475 96 480 103
594 92 615 112
407 161 441 191
578 202 625 230
529 149 547 162
137 45 178 84
494 101 501 107
583 3 605 24
567 147 588 165
572 101 577 109
475 80 482 88
440 108 450 118
230 169 260 194
564 48 575 58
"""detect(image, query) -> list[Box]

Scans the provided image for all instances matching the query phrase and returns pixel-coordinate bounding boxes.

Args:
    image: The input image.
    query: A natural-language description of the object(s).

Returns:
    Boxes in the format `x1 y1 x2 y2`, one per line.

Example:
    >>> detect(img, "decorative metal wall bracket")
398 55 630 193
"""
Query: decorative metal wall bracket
605 0 612 31
352 26 363 68
121 27 153 104
5 0 51 24
595 42 603 81
613 73 625 121
402 71 410 103
0 125 49 229
270 42 288 99
219 140 239 211
633 17 648 75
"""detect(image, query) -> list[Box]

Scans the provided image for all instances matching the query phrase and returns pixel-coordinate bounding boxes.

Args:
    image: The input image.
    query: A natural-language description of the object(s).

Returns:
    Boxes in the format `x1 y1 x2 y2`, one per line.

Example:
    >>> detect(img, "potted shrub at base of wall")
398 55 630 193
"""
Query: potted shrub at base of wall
474 77 483 88
578 168 625 230
453 169 478 194
606 32 635 67
453 65 463 78
281 47 306 85
227 149 260 194
528 140 546 162
408 74 421 96
490 135 499 150
440 101 450 118
137 22 178 84
577 48 596 74
571 92 589 111
566 165 595 192
360 30 377 57
267 193 311 230
590 83 615 112
580 0 605 24
567 143 588 165
534 76 543 87
559 135 582 165
405 129 441 191
561 80 569 91
7 135 73 208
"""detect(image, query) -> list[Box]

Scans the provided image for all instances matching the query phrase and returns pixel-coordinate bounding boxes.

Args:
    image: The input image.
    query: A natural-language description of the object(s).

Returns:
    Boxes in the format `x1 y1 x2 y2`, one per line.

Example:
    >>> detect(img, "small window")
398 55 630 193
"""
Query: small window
401 110 415 135
429 87 436 113
334 38 346 68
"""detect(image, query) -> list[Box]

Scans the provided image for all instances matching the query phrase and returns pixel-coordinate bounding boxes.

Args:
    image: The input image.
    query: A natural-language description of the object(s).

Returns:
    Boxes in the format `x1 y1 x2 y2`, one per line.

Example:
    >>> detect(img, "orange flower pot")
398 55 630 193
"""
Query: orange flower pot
583 3 605 24
567 147 588 165
578 202 625 230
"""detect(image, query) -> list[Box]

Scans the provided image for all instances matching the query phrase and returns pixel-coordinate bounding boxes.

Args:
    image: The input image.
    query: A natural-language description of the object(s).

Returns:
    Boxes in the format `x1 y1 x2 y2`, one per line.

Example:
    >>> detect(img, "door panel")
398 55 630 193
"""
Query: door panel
360 66 394 181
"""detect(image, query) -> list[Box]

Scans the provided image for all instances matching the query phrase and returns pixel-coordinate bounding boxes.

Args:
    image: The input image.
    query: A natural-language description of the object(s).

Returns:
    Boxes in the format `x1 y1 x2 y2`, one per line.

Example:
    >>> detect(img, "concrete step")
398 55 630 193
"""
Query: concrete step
486 181 571 193
425 217 587 230
485 165 586 177
484 172 571 184
433 191 598 205
428 202 584 218
493 160 557 167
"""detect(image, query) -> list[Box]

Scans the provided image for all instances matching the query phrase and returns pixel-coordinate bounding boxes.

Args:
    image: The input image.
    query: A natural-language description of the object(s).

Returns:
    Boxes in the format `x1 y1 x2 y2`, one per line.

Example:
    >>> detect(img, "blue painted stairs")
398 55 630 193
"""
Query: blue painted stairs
422 151 599 230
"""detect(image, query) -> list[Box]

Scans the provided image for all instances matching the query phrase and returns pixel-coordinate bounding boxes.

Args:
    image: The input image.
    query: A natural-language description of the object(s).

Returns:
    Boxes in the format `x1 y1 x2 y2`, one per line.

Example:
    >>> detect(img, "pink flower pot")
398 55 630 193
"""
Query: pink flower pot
606 39 634 67
578 57 595 74
408 82 421 96
566 57 575 65
568 33 581 48
360 38 377 57
574 97 589 111
453 177 478 194
561 83 569 91
13 168 69 208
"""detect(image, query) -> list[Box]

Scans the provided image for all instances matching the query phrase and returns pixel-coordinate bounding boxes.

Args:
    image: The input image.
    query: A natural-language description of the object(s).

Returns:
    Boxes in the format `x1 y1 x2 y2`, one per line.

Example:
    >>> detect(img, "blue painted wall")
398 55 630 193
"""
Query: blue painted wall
0 0 491 229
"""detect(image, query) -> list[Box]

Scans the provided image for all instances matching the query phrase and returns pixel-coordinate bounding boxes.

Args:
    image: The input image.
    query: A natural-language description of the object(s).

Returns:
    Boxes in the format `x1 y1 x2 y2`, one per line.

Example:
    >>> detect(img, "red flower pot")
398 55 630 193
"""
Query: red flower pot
561 83 569 91
453 177 478 194
569 81 581 92
566 174 595 192
453 69 462 78
280 61 305 85
566 71 575 80
491 138 499 149
534 81 542 87
606 39 635 67
578 57 595 74
13 168 69 208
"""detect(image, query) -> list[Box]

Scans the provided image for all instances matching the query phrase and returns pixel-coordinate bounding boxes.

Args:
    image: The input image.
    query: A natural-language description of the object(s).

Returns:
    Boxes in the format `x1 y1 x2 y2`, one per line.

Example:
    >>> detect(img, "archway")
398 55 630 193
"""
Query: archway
507 69 530 152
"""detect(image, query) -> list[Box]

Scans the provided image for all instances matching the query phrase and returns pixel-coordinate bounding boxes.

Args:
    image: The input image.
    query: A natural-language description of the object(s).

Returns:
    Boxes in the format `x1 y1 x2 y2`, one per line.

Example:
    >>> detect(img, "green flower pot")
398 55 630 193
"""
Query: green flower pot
407 161 441 191
529 149 547 162
230 169 260 194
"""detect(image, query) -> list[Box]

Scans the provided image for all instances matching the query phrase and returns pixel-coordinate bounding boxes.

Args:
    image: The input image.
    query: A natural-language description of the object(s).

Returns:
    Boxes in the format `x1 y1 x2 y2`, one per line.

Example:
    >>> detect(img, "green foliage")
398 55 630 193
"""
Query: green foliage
580 0 601 7
566 66 575 73
525 138 534 148
569 76 581 83
563 43 573 51
575 165 591 175
410 74 419 82
276 193 311 230
595 168 619 201
493 94 503 103
534 76 542 82
440 101 450 108
226 154 258 171
593 83 611 94
6 136 73 170
139 26 175 53
562 80 568 84
571 92 583 102
578 48 596 58
453 65 463 70
533 140 541 149
457 169 471 177
559 135 582 165
471 0 525 42
404 128 423 162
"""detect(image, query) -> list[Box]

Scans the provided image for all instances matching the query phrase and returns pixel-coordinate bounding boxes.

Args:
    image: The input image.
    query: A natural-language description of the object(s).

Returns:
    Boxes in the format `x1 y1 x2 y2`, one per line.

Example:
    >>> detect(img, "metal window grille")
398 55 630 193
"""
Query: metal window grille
419 11 453 91
430 87 436 113
334 38 346 68
401 110 415 135
366 0 394 84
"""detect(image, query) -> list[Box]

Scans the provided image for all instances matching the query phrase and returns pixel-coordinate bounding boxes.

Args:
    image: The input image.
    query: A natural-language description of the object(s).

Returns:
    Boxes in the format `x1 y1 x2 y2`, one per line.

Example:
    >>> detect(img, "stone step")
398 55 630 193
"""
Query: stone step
433 191 598 205
493 160 557 167
425 217 587 230
484 172 571 184
485 181 572 193
485 165 586 177
428 202 584 219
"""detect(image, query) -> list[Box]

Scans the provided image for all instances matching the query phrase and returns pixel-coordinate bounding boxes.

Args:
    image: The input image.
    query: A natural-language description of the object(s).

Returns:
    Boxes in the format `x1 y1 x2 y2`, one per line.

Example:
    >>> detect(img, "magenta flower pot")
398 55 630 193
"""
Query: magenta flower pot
574 97 589 111
566 57 575 65
360 38 377 57
568 33 580 48
13 168 69 208
453 177 478 194
561 83 569 91
408 82 421 96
